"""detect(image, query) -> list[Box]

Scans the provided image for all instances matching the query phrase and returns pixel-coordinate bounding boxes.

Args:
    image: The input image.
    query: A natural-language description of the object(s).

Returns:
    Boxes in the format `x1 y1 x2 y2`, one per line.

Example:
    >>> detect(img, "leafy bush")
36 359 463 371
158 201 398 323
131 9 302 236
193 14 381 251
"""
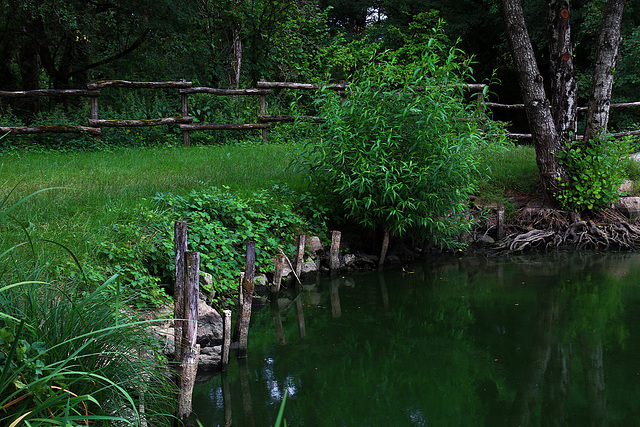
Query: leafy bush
298 41 493 249
98 186 327 307
556 135 631 211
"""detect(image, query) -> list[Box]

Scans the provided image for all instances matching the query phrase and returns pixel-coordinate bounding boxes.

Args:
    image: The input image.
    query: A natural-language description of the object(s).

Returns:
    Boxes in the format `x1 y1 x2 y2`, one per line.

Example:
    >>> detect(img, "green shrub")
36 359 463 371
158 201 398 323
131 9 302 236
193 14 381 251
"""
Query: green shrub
556 135 631 211
298 41 494 249
97 186 327 307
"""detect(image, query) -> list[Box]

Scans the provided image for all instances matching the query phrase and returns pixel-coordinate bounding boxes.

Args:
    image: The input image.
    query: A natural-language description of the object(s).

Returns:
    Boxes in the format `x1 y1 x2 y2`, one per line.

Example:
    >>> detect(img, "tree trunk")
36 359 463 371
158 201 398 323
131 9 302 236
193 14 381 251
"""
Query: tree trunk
547 0 578 142
230 15 242 89
583 0 626 143
501 0 566 197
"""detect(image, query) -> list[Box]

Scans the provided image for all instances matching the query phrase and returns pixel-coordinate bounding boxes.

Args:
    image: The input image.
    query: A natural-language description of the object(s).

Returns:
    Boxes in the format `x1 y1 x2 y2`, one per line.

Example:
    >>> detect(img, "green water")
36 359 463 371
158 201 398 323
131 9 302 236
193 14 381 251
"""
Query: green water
191 252 640 426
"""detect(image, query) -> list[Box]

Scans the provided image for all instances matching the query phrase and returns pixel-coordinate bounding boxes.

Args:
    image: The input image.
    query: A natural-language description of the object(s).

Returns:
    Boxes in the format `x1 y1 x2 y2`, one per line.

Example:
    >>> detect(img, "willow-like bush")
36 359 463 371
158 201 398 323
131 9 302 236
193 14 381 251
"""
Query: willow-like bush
299 42 493 248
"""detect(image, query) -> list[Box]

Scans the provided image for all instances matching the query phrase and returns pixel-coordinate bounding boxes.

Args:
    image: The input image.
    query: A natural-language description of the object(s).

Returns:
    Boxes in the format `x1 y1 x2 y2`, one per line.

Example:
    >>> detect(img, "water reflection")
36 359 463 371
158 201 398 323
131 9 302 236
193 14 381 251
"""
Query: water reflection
192 252 640 426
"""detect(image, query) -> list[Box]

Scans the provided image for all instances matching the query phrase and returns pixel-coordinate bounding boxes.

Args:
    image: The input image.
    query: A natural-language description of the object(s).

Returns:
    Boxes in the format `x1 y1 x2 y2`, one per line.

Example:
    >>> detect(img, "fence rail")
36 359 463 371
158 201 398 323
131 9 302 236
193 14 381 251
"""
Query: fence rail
1 79 639 144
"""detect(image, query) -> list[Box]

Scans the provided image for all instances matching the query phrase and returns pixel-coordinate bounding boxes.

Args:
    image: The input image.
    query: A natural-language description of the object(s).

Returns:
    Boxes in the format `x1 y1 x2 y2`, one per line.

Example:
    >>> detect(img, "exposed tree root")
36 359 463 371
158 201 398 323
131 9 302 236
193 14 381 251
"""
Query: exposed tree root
472 206 640 254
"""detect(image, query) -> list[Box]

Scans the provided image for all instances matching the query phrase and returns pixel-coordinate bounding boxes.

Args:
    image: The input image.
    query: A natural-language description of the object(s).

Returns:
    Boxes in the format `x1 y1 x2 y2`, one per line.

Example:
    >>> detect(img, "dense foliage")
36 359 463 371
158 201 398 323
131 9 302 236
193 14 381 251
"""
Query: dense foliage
98 186 327 307
557 135 632 211
298 36 500 248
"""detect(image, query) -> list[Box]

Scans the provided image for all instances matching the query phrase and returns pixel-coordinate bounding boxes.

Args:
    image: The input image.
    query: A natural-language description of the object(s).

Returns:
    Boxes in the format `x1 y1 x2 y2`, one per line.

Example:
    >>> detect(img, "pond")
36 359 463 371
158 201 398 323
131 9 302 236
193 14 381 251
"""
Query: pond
191 252 640 426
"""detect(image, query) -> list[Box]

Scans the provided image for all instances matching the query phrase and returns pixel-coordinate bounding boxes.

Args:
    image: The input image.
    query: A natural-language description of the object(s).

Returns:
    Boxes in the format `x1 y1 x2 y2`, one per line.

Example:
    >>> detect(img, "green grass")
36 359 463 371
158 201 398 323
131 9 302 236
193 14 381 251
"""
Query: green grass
0 143 304 278
476 143 539 205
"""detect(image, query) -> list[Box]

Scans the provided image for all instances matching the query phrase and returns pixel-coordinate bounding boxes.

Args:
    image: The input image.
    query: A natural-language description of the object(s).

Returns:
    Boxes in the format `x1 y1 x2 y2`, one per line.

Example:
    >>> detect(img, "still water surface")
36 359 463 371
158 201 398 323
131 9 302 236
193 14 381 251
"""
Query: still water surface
192 252 640 426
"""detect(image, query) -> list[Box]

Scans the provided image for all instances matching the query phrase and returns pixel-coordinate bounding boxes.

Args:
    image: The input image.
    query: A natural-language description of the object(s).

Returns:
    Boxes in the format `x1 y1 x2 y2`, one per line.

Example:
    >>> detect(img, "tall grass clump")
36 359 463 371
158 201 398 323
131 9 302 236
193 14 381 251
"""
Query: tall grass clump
0 190 176 426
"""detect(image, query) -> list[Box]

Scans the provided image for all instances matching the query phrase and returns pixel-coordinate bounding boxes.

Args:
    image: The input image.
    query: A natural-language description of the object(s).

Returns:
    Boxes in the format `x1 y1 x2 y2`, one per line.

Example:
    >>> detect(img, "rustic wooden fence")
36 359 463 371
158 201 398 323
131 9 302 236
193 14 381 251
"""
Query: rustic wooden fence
1 79 639 143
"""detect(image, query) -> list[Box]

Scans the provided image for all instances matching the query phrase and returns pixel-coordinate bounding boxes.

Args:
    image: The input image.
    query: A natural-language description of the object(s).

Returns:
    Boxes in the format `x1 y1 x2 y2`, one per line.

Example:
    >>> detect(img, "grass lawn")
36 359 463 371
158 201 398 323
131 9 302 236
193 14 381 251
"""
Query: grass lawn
0 143 305 271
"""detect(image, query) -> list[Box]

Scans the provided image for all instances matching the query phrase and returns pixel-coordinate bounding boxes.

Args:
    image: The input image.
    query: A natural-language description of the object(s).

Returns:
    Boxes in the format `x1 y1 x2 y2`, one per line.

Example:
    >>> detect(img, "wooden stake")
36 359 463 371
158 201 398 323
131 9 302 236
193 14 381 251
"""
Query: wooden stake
379 225 390 268
181 93 190 147
237 241 255 358
329 230 341 274
176 251 200 424
272 252 285 294
294 234 305 279
222 310 231 368
174 221 188 359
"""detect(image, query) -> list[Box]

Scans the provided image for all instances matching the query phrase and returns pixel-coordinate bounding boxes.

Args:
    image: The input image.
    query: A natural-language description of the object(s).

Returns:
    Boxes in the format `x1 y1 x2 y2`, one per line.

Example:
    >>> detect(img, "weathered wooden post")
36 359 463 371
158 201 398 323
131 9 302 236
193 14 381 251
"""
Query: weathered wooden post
176 251 200 424
330 230 341 274
272 252 286 294
294 234 305 279
221 309 231 368
379 225 390 268
89 89 100 138
181 92 190 147
237 241 255 358
259 79 268 143
174 221 188 359
497 204 505 240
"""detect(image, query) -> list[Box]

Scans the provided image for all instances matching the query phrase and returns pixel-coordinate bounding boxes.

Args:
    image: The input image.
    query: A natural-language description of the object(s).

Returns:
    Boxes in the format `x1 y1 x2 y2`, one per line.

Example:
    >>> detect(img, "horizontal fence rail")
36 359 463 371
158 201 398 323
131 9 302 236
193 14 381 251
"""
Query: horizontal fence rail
0 79 638 144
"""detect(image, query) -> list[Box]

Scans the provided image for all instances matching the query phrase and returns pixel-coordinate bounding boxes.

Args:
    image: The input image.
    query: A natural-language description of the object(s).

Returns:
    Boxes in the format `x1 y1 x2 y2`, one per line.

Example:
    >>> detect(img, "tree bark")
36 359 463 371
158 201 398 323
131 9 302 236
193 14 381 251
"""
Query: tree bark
547 0 578 141
583 0 626 143
501 0 566 197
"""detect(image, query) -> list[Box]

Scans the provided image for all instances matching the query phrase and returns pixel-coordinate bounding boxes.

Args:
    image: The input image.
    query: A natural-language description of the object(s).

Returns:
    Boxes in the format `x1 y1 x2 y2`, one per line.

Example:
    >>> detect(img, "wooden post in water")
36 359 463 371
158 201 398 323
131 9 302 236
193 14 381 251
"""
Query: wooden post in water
174 221 188 359
233 272 245 343
237 241 255 358
272 252 286 294
294 234 305 279
379 225 390 268
497 205 505 240
222 309 231 368
330 230 341 274
176 251 200 424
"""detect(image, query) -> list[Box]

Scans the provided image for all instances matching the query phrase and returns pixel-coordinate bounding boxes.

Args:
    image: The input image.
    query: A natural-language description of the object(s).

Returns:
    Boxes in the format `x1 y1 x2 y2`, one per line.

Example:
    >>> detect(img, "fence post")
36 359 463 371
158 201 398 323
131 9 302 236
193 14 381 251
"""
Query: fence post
181 93 190 147
237 241 255 358
259 79 268 143
176 251 200 424
174 221 188 358
90 90 100 138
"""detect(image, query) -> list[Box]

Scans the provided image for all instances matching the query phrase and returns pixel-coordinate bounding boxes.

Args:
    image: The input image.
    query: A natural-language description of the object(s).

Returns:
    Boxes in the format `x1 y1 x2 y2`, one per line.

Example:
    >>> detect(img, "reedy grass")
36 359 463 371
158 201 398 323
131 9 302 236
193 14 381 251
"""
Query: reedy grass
1 192 176 426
